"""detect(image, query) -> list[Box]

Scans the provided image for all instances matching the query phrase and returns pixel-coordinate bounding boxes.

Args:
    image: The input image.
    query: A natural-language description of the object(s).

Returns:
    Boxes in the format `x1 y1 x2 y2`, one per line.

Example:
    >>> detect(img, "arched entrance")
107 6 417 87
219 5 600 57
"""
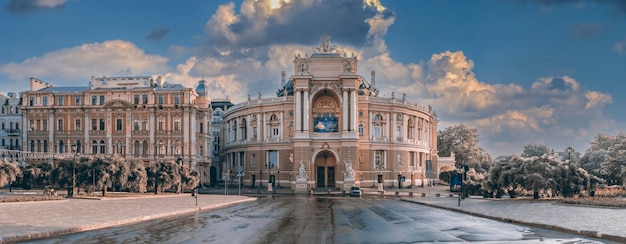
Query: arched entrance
315 152 336 188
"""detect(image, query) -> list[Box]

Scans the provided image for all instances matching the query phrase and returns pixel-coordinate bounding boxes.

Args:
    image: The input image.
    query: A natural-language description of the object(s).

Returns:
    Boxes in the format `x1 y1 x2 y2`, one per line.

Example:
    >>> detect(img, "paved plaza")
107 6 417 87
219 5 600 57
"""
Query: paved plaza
1 186 625 243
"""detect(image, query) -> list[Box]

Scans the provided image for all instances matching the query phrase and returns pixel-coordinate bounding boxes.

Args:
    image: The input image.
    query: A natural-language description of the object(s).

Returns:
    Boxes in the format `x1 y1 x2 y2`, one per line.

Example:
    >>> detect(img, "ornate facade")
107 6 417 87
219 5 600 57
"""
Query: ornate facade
221 37 441 191
20 76 213 184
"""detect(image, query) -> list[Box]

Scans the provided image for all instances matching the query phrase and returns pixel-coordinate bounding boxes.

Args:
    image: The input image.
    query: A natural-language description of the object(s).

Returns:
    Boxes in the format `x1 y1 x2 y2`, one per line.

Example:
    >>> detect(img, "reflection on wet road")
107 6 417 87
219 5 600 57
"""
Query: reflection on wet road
28 196 607 243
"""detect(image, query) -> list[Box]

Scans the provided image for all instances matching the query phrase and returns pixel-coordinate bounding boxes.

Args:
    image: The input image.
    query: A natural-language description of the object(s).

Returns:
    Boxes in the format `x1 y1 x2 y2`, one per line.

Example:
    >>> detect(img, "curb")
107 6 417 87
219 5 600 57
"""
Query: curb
0 197 257 244
399 199 626 243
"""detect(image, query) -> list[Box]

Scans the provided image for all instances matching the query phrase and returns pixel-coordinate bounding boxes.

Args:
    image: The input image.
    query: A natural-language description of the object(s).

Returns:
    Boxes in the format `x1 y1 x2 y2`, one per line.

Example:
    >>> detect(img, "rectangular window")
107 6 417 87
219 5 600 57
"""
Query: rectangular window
1 139 4 146
267 150 278 169
75 95 81 105
42 120 47 131
158 119 164 131
43 96 48 106
410 152 416 167
92 96 97 105
99 119 105 130
174 118 180 131
91 119 97 131
142 94 148 104
396 126 401 139
253 127 257 139
200 122 204 133
134 119 140 131
75 119 81 131
373 125 382 138
158 94 164 104
57 119 63 131
30 120 34 130
375 150 385 169
29 97 34 106
133 94 140 104
116 118 123 131
199 146 203 156
358 124 364 136
142 119 147 130
58 96 64 105
174 94 180 104
99 95 105 105
272 127 279 137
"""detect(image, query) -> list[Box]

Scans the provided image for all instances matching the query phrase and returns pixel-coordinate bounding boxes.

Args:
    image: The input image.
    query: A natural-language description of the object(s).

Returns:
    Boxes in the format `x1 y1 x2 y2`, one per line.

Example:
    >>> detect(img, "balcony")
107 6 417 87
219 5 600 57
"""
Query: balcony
4 129 20 135
132 130 149 136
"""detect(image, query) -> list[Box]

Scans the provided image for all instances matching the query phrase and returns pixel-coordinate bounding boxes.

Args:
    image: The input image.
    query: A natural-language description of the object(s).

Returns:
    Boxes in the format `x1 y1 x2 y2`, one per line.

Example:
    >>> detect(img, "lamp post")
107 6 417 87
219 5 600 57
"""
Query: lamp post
70 144 78 197
566 146 573 163
564 146 573 197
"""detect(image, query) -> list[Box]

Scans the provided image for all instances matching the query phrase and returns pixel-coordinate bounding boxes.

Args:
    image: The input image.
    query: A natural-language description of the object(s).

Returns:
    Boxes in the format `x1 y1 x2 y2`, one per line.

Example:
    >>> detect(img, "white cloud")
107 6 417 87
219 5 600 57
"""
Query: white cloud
0 40 169 85
585 91 613 109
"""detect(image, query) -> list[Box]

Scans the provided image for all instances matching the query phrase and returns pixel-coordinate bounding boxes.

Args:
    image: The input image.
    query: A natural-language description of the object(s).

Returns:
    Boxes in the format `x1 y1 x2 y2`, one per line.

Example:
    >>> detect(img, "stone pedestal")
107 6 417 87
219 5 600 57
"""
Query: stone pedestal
343 177 355 191
294 178 308 193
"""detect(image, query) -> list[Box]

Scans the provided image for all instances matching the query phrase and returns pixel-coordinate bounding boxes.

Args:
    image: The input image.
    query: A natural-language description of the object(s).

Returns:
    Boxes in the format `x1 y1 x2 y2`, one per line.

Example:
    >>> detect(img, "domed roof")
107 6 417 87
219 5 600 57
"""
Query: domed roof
196 80 208 97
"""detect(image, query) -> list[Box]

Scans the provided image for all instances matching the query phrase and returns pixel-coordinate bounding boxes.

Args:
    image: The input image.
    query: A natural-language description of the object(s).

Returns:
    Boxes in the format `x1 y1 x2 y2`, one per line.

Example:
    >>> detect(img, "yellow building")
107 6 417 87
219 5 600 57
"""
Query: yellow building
221 37 440 191
20 76 213 184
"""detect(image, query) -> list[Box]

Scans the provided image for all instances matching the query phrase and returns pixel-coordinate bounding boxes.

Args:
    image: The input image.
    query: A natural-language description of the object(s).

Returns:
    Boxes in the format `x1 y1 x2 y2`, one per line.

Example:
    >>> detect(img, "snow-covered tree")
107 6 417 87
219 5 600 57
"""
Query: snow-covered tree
437 124 492 171
521 144 552 158
0 159 20 190
125 161 148 193
580 132 626 186
147 161 183 194
487 155 600 198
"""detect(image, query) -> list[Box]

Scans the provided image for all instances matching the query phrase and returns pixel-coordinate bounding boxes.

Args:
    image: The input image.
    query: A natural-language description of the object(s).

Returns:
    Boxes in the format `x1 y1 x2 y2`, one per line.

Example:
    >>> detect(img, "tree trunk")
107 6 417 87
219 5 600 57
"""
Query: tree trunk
103 185 107 197
533 190 539 199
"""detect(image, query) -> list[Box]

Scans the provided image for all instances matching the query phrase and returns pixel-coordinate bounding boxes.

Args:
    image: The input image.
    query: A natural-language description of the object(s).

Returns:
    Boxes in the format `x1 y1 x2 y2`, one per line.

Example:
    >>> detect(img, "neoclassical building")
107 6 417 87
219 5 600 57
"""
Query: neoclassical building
0 92 23 152
221 37 441 191
20 76 213 185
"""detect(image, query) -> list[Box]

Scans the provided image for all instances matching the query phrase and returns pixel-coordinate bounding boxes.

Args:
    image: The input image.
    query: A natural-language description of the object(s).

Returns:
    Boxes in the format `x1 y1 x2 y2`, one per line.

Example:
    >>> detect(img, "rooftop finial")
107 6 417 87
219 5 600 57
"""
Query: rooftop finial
281 71 286 86
313 35 338 53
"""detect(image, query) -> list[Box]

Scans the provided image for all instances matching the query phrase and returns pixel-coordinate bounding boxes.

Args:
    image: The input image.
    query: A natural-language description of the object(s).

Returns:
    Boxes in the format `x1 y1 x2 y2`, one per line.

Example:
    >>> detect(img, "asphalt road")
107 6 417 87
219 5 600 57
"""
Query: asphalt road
26 195 608 243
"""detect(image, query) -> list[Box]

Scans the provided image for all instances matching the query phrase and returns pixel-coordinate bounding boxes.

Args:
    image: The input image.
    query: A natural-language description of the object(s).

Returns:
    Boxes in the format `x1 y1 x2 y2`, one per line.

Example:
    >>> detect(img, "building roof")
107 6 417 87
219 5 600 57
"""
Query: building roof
37 86 89 93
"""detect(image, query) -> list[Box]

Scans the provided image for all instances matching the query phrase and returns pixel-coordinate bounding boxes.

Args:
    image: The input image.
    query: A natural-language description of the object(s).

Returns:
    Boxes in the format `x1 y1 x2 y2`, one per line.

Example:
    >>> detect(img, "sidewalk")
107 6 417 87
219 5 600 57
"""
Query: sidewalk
361 186 626 243
0 194 255 243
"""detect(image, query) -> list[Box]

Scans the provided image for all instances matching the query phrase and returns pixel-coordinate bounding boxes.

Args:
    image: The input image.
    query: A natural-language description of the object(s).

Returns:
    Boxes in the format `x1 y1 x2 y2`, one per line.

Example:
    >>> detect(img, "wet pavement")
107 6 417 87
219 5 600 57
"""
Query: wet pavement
0 193 255 243
1 185 625 243
20 196 608 244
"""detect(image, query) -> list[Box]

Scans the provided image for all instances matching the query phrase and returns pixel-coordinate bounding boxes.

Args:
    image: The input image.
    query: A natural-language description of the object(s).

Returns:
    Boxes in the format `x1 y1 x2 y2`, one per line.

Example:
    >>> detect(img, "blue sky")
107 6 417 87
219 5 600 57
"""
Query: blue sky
1 0 625 157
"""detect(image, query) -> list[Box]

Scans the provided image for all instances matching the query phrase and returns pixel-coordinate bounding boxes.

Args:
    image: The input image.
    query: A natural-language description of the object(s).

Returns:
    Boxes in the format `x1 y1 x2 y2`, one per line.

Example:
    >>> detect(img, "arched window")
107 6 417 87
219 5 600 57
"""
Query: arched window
100 140 106 154
43 140 48 153
407 118 414 140
241 118 247 140
233 120 237 141
59 140 65 153
76 140 82 153
92 140 98 154
134 140 140 156
358 124 364 136
142 140 149 156
373 113 383 138
158 141 165 155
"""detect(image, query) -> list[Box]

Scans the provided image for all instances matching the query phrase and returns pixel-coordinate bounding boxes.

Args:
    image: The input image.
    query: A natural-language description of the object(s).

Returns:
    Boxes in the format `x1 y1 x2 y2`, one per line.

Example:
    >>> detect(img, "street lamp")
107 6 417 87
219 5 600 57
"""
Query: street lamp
566 146 573 162
70 144 78 197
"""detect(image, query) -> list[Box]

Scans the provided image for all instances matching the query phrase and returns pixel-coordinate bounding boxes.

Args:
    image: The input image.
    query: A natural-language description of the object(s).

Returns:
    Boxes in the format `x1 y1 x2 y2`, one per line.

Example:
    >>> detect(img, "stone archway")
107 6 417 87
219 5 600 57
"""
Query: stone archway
313 151 337 188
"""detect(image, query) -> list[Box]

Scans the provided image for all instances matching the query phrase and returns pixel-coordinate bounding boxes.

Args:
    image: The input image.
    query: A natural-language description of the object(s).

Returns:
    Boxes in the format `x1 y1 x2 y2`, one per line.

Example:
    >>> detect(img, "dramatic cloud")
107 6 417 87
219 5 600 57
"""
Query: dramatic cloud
0 40 169 86
145 27 171 41
5 0 67 14
205 0 394 50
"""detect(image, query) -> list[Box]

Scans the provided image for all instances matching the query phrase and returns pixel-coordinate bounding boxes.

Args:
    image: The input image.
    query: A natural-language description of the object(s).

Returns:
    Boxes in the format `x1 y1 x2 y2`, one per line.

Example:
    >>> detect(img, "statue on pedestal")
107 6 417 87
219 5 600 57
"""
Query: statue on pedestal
297 160 308 180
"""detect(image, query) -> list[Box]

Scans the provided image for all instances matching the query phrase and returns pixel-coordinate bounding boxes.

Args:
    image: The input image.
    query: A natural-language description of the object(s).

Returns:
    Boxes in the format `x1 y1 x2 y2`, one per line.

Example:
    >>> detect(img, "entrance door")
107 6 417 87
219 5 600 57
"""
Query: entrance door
317 167 325 187
327 167 335 187
210 166 217 187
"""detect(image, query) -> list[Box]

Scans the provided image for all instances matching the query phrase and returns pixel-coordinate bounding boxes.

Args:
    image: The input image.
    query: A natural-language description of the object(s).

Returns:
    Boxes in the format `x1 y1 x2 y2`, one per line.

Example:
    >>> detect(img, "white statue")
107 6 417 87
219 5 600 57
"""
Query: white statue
344 160 355 179
297 160 308 180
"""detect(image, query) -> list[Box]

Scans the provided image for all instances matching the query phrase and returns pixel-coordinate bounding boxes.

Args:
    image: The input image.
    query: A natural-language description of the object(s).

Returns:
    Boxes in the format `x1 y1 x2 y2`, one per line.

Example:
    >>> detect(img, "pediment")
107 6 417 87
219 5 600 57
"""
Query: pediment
103 99 133 109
